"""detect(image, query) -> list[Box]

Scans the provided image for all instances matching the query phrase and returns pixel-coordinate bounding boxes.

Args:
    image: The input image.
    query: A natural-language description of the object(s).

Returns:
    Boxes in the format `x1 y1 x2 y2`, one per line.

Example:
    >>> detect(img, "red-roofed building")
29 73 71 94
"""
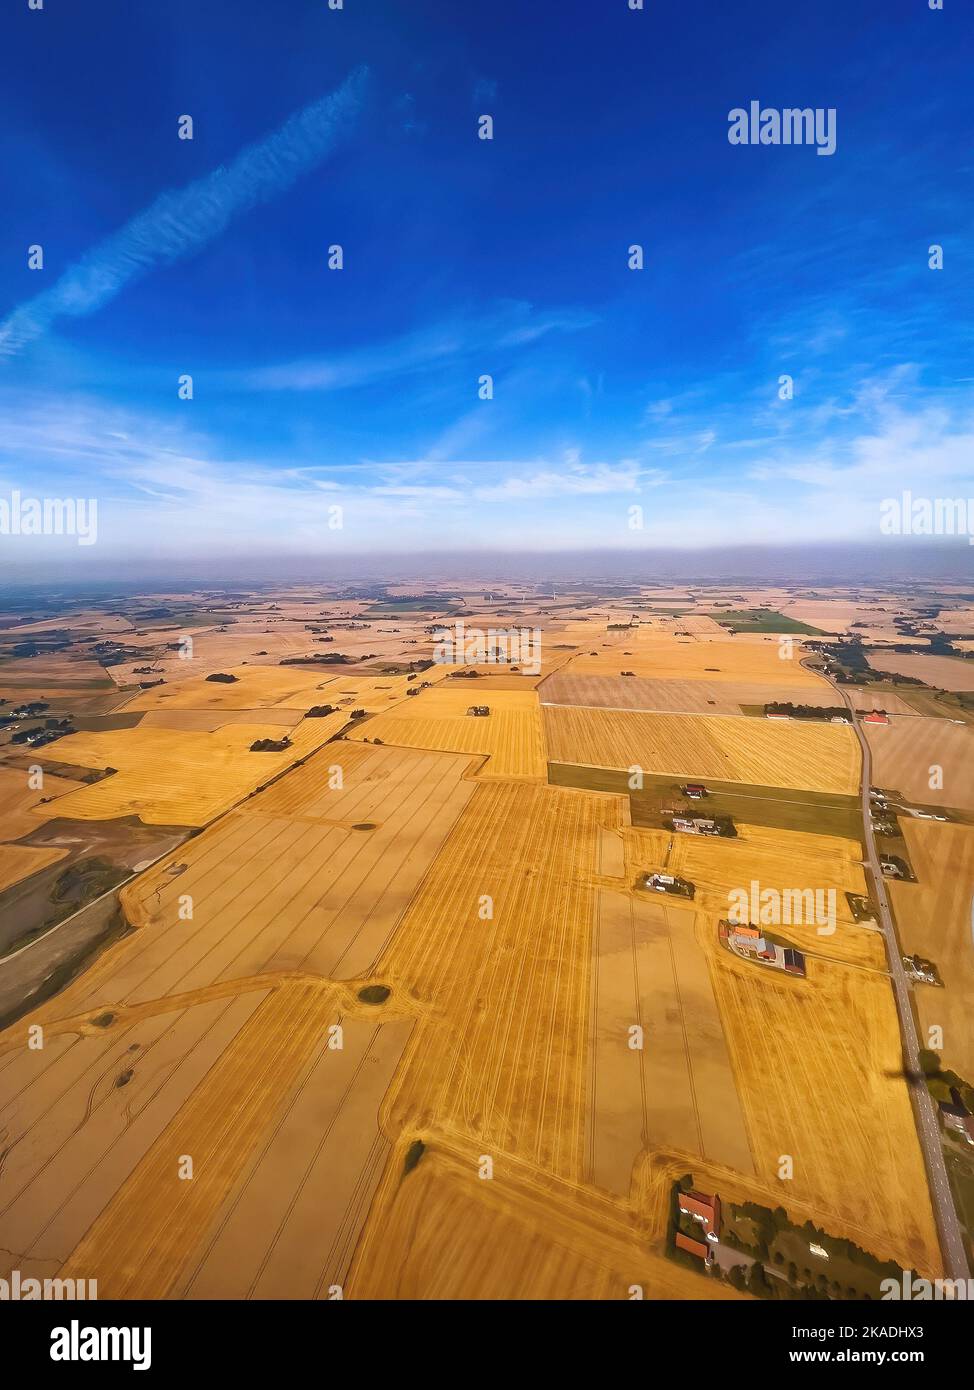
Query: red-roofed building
678 1190 722 1241
863 710 890 725
675 1232 710 1261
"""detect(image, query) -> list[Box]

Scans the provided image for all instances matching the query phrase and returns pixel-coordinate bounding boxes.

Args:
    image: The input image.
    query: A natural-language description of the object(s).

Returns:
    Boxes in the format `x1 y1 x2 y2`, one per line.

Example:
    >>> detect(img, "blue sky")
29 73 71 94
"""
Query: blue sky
1 0 971 573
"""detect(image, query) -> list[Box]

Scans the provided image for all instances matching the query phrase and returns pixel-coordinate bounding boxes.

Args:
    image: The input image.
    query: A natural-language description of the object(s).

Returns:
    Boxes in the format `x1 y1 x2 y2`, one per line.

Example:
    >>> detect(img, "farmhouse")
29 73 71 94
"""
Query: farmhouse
678 1190 721 1242
671 815 719 836
643 871 695 899
863 710 890 726
719 921 808 977
675 1232 712 1262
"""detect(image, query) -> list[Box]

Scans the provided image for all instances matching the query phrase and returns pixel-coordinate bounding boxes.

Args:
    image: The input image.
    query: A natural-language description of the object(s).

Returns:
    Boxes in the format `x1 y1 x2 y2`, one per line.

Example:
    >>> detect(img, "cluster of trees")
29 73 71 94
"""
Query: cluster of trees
920 1048 974 1111
670 1177 904 1302
281 653 357 665
764 702 851 721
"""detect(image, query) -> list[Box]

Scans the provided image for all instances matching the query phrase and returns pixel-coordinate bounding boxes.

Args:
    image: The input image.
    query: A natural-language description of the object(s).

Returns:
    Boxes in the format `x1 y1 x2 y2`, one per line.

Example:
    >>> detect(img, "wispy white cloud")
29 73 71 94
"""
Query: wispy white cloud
474 460 662 501
0 69 370 357
237 301 597 393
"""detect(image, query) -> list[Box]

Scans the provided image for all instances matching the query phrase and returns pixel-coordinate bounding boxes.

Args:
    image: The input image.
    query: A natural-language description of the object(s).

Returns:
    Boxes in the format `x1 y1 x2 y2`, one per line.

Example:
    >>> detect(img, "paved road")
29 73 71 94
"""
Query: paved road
815 663 970 1279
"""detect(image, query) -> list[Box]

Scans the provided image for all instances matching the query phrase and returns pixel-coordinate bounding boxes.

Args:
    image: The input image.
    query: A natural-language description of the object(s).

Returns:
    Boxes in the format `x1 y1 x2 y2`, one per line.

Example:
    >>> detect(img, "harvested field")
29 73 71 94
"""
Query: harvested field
345 686 547 780
174 1014 412 1299
0 657 114 689
0 985 272 1282
846 687 919 716
0 767 85 840
630 825 884 971
21 743 478 1016
889 821 974 1080
122 666 339 711
347 1140 742 1301
566 635 826 687
55 982 330 1297
0 843 68 892
866 718 974 811
543 706 860 795
591 888 752 1193
866 652 974 691
442 670 547 690
23 716 348 826
541 672 841 715
139 708 300 732
708 941 940 1274
376 780 624 1182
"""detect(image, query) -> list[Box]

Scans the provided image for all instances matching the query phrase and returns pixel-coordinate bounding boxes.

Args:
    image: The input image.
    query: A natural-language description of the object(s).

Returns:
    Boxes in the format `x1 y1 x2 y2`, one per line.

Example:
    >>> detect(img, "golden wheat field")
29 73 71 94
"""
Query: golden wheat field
889 820 974 1080
122 665 346 711
54 983 411 1299
540 671 841 714
15 743 478 1020
0 843 68 892
866 717 974 810
566 633 827 687
376 779 621 1183
544 705 860 794
26 715 348 826
0 766 84 840
704 942 941 1276
0 985 274 1283
344 685 547 779
346 1138 742 1301
0 586 959 1301
590 888 753 1192
625 825 884 971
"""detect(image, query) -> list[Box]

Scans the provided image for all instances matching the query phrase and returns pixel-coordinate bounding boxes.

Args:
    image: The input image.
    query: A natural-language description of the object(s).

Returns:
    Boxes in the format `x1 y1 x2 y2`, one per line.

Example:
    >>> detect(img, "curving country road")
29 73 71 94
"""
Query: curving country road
815 663 970 1280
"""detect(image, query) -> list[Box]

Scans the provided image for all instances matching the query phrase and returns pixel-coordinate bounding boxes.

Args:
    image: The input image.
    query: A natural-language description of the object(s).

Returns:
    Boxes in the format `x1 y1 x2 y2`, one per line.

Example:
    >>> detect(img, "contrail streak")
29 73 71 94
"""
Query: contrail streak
0 67 369 357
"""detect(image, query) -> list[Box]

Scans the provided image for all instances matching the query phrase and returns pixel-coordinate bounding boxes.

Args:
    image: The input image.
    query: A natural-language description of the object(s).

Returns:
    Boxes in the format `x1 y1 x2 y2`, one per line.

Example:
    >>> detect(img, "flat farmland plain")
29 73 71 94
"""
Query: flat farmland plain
139 707 301 731
27 743 478 1018
347 1140 742 1301
889 821 974 1080
376 779 621 1182
172 1014 413 1300
706 943 940 1275
543 705 860 794
54 988 410 1299
24 714 348 826
866 652 974 691
565 635 826 687
0 843 68 892
345 686 547 779
866 717 974 810
590 888 753 1193
541 672 842 715
0 767 85 841
629 825 884 971
122 666 356 712
0 986 272 1282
